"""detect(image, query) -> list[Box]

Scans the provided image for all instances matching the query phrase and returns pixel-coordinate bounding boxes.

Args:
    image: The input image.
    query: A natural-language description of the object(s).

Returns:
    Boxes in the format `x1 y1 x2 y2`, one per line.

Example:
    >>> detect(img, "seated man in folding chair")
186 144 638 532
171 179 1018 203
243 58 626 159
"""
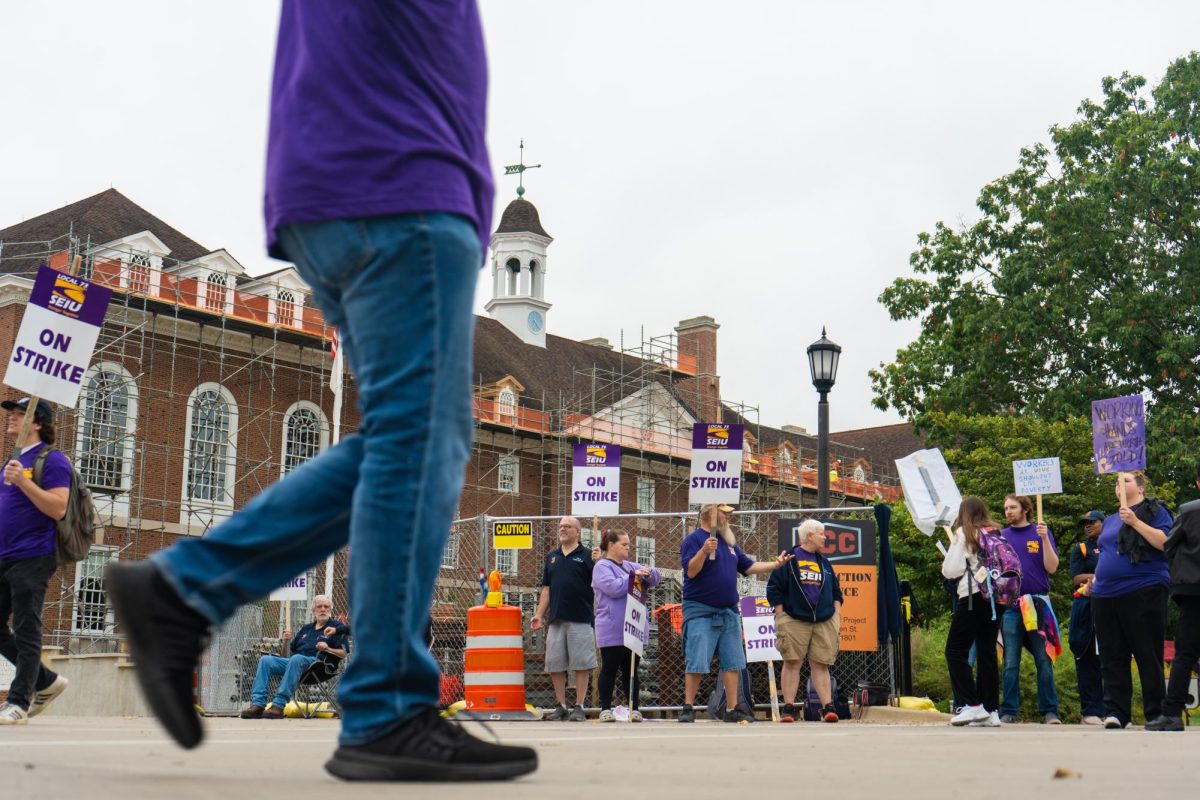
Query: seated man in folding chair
241 596 348 719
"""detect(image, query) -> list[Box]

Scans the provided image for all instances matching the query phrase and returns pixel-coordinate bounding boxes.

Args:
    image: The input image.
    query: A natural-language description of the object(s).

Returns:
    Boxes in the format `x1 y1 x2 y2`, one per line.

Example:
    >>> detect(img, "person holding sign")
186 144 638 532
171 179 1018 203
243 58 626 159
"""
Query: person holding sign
997 494 1061 725
1090 471 1173 729
592 530 661 722
766 519 843 723
0 398 71 725
240 596 348 719
678 504 792 723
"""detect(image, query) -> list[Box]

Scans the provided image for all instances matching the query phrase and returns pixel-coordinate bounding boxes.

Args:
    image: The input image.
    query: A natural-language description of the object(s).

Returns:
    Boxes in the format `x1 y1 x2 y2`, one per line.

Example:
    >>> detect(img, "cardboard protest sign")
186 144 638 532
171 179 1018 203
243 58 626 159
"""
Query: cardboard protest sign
895 449 962 535
1013 458 1063 496
622 571 649 656
269 573 308 602
688 423 743 505
1091 395 1145 474
740 596 781 662
4 265 113 406
571 443 621 516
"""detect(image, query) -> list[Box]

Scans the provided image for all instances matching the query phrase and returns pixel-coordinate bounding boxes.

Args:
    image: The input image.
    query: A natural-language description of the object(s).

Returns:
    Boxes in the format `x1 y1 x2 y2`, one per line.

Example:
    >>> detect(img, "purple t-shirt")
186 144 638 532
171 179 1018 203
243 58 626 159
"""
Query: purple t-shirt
0 444 71 560
1091 501 1173 598
792 546 825 609
681 528 754 609
265 1 494 257
1001 523 1057 595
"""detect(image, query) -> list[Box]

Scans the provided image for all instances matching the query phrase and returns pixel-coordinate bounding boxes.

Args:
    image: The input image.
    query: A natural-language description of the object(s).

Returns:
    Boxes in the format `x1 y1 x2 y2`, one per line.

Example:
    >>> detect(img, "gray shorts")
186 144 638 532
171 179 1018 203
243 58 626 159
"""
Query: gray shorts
544 620 597 672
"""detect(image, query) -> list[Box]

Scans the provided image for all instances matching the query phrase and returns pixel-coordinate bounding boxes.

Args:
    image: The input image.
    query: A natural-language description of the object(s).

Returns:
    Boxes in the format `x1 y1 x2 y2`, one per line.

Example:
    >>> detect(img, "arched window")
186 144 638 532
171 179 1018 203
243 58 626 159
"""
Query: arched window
276 290 295 327
183 383 238 507
498 387 517 418
128 253 151 294
506 258 520 296
76 363 138 492
530 259 541 296
205 272 227 312
282 401 328 474
853 465 866 483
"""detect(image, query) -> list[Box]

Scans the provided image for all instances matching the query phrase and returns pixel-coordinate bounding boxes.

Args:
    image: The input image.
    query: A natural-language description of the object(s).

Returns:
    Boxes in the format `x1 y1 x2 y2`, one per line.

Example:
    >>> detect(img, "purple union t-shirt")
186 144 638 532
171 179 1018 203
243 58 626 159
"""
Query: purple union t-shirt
681 528 754 609
265 0 494 257
0 443 72 561
1001 523 1058 596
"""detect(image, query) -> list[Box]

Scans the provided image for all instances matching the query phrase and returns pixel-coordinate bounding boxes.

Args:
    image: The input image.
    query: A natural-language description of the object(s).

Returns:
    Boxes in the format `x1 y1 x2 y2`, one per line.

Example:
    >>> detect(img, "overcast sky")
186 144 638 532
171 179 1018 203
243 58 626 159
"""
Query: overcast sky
3 2 1196 433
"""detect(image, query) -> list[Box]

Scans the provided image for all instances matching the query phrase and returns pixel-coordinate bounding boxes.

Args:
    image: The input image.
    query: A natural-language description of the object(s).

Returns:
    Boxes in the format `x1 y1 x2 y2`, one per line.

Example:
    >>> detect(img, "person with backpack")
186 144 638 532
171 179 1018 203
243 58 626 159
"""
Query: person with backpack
997 493 1061 724
0 397 71 724
1090 471 1173 729
767 518 843 723
941 496 1015 727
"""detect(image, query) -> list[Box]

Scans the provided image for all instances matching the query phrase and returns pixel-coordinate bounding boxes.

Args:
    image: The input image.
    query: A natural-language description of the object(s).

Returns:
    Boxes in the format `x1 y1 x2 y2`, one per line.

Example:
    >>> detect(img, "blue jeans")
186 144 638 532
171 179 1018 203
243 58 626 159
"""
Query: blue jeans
252 653 317 707
682 601 746 673
1000 605 1059 717
153 213 479 745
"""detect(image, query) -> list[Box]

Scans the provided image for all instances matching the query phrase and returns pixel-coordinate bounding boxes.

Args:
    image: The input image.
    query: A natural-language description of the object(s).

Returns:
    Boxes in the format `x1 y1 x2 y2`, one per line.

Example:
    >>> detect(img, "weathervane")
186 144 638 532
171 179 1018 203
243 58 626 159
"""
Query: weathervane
503 139 541 198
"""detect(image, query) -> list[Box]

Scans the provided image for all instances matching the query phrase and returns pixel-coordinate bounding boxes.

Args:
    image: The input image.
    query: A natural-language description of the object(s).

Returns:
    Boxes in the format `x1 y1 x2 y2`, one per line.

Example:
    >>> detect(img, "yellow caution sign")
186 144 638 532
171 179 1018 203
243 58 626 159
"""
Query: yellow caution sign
493 520 533 550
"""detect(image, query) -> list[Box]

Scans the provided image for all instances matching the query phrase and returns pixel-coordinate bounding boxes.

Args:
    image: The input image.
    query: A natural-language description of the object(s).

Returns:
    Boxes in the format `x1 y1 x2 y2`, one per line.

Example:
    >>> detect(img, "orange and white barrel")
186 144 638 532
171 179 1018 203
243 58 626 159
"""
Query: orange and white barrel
463 604 526 713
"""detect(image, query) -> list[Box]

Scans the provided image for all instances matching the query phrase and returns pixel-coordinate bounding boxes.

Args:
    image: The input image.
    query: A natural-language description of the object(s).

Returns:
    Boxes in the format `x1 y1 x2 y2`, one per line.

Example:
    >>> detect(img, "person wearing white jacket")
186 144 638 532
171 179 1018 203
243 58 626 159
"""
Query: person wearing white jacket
942 496 1006 728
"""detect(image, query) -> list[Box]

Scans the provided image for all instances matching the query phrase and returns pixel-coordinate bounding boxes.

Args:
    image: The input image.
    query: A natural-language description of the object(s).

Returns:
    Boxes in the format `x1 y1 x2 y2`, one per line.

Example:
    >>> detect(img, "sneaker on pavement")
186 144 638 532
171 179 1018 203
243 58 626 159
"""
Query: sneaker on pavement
105 560 212 749
821 704 839 723
0 703 29 725
1080 715 1104 726
723 708 755 723
325 706 537 782
1145 714 1185 732
629 710 644 723
779 703 796 723
240 704 266 719
950 704 990 726
598 709 616 722
969 711 1002 727
678 704 694 723
542 704 569 721
1043 713 1063 725
567 705 586 722
28 675 69 718
1103 716 1124 729
263 705 284 719
999 714 1017 724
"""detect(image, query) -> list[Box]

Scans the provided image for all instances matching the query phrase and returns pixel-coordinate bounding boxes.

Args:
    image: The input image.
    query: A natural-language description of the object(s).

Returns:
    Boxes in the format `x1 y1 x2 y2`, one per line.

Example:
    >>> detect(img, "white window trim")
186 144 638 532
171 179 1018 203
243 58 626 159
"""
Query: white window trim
442 530 460 569
636 536 656 568
74 361 138 497
636 477 655 514
497 387 517 419
181 382 239 526
498 454 519 494
279 400 329 476
72 546 119 635
495 548 518 576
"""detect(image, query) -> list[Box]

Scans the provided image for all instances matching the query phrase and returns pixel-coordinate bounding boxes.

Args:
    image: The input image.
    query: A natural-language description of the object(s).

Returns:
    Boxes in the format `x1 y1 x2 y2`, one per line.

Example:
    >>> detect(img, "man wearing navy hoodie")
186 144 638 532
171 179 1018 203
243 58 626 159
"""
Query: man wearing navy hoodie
768 518 843 723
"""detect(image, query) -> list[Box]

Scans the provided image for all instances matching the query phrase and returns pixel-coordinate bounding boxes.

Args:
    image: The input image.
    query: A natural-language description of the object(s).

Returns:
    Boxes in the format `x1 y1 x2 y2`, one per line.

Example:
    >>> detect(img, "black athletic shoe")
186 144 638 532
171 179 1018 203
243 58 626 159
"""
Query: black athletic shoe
106 561 211 749
723 708 755 723
325 707 538 782
779 703 796 723
1145 714 1185 732
678 704 694 723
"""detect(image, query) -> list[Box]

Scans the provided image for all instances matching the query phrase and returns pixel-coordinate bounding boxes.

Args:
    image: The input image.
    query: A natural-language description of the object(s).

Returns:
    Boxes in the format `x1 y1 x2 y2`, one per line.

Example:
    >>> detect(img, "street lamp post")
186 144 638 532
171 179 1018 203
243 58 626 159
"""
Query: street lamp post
806 327 841 509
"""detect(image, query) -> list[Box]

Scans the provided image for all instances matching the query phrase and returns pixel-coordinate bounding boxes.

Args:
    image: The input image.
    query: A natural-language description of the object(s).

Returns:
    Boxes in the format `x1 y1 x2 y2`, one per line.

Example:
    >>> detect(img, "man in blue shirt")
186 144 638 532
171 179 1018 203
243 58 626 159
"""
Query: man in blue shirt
0 397 72 725
678 503 790 723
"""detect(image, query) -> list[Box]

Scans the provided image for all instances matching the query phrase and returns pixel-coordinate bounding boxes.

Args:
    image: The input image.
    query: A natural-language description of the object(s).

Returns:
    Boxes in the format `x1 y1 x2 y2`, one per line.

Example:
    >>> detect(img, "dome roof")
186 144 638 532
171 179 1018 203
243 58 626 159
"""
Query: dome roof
495 197 551 239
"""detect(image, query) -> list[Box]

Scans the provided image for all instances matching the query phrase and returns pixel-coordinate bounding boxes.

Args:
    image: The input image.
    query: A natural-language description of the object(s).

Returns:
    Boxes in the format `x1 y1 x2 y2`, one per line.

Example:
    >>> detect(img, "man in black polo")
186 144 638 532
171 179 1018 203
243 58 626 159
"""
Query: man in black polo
531 516 598 721
1069 510 1105 725
0 397 72 725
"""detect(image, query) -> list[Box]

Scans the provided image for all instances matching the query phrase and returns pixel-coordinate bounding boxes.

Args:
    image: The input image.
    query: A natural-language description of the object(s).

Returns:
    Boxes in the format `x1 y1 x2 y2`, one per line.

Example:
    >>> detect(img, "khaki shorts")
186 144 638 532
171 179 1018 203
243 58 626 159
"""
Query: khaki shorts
775 610 840 665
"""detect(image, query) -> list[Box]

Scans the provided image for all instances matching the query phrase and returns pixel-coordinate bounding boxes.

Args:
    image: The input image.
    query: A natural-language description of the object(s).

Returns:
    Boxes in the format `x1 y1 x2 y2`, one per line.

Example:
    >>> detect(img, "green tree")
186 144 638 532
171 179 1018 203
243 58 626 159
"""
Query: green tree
871 53 1200 496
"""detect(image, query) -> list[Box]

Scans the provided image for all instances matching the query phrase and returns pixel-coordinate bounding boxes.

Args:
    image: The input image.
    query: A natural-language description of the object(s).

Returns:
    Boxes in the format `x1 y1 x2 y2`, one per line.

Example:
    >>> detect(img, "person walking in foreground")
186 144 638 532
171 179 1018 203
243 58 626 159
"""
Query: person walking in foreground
591 530 661 722
942 497 1009 728
105 0 536 781
1147 461 1200 731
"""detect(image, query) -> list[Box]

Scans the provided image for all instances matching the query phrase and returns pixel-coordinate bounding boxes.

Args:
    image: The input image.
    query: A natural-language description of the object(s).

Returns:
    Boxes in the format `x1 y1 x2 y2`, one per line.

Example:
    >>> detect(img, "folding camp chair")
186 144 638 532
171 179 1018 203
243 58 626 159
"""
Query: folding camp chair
295 651 345 718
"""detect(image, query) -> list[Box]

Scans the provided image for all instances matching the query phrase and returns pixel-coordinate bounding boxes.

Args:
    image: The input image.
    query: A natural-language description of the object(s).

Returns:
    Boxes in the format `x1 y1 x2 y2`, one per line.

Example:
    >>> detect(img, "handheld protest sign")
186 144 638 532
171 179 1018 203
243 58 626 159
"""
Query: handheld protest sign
622 571 648 657
571 443 620 516
740 597 781 721
689 423 743 505
1092 395 1145 509
895 449 962 536
1013 458 1062 524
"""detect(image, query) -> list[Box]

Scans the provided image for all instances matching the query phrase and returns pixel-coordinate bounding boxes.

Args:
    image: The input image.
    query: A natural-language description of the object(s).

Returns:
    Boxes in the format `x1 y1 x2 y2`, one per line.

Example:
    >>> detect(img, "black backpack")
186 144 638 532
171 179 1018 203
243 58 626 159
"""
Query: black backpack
32 447 99 565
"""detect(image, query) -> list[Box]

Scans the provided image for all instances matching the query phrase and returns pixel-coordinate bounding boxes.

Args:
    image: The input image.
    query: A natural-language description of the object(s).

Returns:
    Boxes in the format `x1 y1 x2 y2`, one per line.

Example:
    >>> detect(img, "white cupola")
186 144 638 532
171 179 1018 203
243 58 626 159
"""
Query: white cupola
485 196 552 348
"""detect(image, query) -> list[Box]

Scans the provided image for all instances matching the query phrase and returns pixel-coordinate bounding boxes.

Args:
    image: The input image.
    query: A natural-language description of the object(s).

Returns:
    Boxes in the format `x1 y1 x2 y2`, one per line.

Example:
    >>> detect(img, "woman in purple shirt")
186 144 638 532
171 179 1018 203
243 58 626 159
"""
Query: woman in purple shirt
592 530 661 722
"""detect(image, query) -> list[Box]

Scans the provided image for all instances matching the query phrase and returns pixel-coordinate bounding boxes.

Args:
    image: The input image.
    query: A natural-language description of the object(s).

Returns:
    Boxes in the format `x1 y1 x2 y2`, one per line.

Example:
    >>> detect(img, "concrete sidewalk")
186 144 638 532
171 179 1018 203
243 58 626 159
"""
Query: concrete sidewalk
0 716 1194 799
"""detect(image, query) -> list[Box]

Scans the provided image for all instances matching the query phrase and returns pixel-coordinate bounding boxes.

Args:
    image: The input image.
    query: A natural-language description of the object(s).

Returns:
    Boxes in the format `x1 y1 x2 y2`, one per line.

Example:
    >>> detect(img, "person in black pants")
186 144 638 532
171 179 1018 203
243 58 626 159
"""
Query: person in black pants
1069 511 1106 725
941 496 1005 727
1089 471 1174 729
1148 462 1200 731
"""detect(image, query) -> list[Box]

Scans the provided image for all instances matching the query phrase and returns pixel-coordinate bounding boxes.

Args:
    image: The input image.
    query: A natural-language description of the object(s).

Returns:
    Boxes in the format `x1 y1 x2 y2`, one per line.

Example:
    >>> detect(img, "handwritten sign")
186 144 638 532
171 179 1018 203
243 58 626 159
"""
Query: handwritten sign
571 443 621 516
269 573 308 602
688 423 744 505
1091 395 1145 474
4 265 113 406
622 572 649 656
1013 457 1063 496
740 596 781 662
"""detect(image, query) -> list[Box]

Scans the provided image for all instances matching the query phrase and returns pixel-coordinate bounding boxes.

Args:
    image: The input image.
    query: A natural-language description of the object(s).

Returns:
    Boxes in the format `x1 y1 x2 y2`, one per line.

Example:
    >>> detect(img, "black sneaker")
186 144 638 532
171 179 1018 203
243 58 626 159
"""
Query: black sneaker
723 708 755 723
678 704 694 723
779 703 796 723
325 707 537 782
821 704 840 723
567 705 586 722
1145 714 1185 732
106 561 211 749
542 704 569 721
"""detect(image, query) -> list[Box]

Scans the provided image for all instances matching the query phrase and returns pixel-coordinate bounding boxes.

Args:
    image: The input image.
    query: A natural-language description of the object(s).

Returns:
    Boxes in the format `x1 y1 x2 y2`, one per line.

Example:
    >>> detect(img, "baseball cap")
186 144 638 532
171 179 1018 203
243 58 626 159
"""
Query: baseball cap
1 397 55 422
1079 510 1105 523
717 504 735 513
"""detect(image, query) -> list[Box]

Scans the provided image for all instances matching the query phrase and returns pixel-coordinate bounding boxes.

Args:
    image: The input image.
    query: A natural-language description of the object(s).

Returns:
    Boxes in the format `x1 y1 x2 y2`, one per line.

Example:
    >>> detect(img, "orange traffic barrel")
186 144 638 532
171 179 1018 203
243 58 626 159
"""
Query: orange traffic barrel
464 603 527 713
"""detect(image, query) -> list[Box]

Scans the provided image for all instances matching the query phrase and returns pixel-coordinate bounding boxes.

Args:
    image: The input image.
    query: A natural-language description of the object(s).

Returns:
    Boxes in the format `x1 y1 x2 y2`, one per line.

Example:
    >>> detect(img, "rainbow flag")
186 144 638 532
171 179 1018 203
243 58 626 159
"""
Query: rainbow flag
1019 594 1063 663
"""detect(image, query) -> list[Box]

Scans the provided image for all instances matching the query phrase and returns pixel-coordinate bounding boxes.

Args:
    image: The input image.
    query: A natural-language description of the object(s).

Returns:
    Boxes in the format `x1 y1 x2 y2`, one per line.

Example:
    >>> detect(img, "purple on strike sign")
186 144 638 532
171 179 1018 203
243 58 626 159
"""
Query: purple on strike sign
623 571 649 656
572 443 621 467
689 423 745 505
691 423 744 451
1091 394 1146 474
4 264 113 407
571 443 621 516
